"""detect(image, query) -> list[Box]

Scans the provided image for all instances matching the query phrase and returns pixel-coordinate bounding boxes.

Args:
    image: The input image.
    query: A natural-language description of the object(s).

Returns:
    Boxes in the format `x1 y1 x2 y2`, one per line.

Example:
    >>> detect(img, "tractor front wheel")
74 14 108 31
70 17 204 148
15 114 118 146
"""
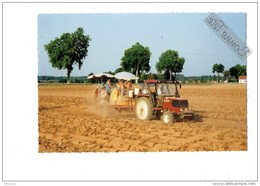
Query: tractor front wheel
135 97 153 121
161 111 174 124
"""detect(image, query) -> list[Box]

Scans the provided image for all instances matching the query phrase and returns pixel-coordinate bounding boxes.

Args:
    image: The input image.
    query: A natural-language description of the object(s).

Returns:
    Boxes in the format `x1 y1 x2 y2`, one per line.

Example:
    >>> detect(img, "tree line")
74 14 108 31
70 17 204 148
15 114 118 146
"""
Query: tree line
44 27 246 84
38 73 243 84
212 63 246 82
38 76 86 83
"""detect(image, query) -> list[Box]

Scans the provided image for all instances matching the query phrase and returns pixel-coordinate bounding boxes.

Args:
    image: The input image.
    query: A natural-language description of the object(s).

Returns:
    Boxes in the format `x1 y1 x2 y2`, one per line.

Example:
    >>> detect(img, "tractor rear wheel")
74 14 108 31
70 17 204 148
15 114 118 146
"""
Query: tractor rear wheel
161 111 174 124
135 97 153 120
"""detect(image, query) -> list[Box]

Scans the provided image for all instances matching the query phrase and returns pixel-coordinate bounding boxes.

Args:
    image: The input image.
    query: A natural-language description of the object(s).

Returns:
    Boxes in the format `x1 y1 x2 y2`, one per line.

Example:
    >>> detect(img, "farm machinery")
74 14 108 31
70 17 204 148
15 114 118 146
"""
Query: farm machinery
93 79 195 123
135 80 195 123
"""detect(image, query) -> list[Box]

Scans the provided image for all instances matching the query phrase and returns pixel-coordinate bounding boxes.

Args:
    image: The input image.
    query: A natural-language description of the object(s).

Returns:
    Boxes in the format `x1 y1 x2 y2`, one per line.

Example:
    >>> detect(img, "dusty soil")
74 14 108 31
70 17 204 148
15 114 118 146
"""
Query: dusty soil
38 83 247 152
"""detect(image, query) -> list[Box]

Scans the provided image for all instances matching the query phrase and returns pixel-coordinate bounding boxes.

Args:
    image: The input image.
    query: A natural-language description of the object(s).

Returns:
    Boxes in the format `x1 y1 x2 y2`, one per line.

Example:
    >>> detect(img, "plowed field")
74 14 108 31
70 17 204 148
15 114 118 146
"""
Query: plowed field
38 83 247 152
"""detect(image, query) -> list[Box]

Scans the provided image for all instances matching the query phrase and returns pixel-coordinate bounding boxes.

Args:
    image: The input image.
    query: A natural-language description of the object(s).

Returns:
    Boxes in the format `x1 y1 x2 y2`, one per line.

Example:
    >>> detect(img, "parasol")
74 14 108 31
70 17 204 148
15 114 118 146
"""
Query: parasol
114 72 139 80
87 73 114 79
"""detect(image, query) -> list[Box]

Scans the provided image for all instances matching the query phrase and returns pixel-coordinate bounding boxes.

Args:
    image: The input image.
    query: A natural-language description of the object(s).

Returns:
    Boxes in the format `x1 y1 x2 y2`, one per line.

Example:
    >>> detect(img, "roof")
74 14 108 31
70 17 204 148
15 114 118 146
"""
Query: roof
239 76 247 80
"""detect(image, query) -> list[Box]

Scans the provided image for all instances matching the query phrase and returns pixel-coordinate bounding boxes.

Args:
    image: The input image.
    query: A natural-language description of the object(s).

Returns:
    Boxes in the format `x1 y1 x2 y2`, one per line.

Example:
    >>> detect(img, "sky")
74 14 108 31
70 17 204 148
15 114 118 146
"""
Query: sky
38 13 247 77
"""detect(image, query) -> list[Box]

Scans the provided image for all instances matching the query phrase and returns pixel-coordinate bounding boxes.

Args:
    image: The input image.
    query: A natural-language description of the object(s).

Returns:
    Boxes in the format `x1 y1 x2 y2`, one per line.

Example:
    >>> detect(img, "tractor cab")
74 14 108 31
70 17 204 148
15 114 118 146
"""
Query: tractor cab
142 79 180 97
139 79 181 107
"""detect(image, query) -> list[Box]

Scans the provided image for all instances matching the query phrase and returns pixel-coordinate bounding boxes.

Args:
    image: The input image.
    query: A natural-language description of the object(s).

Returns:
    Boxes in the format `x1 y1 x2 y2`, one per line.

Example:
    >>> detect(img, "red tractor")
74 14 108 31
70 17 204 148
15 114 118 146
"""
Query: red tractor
135 80 195 123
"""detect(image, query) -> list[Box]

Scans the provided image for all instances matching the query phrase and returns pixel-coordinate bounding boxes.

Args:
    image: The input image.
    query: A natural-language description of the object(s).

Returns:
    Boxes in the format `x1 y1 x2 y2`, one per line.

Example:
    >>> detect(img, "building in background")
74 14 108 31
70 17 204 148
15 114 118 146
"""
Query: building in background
238 76 247 84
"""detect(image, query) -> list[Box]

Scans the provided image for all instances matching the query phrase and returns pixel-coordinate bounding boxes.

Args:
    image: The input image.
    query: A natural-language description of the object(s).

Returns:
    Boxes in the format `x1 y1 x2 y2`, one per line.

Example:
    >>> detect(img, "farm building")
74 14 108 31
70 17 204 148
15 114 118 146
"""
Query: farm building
238 76 247 84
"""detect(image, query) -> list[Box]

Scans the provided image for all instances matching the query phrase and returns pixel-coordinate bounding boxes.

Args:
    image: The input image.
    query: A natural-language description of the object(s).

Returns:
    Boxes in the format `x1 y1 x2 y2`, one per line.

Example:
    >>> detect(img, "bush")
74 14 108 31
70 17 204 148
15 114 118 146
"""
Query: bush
58 78 67 83
74 79 84 83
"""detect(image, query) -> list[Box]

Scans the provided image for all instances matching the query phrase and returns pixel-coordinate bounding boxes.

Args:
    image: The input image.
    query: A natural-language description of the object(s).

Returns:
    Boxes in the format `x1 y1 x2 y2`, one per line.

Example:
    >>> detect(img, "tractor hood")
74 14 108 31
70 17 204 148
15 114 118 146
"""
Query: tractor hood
166 98 189 109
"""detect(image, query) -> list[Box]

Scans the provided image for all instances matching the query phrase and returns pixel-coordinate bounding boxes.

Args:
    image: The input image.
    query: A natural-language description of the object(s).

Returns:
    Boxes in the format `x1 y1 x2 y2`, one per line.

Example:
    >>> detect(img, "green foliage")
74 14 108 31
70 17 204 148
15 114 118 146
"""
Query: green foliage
223 70 230 81
44 27 91 83
104 71 115 75
38 76 87 83
114 67 124 74
238 65 247 76
163 70 171 80
137 72 158 83
156 50 185 81
175 74 185 82
139 72 148 83
229 64 246 81
121 42 151 83
212 63 225 82
58 78 67 83
147 72 156 80
200 76 209 83
223 70 230 78
156 73 164 80
212 63 225 74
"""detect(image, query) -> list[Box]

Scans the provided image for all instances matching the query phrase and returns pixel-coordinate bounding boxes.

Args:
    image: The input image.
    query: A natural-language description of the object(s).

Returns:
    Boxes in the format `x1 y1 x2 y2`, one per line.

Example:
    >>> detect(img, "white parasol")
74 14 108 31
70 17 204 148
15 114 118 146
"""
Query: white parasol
87 73 114 79
114 72 139 80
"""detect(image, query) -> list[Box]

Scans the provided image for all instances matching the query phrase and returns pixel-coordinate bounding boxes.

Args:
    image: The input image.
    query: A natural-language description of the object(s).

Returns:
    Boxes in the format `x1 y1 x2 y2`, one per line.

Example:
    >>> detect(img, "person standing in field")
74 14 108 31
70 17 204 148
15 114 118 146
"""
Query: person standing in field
105 79 112 95
118 80 125 95
124 79 132 91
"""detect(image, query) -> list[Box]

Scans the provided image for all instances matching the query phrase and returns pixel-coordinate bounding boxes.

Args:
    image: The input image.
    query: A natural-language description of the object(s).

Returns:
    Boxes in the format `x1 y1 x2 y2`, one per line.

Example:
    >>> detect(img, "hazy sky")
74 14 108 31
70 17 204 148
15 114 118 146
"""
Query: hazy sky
38 13 247 77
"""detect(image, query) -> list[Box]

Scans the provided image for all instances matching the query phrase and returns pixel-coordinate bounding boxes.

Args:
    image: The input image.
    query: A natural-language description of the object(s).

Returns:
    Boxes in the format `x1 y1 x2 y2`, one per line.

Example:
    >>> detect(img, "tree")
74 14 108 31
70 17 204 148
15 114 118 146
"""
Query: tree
44 27 91 83
212 63 225 82
104 71 115 75
114 67 124 74
147 72 156 80
223 70 230 81
229 66 239 81
163 70 171 80
121 42 151 83
238 65 247 76
229 64 246 81
156 50 185 81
